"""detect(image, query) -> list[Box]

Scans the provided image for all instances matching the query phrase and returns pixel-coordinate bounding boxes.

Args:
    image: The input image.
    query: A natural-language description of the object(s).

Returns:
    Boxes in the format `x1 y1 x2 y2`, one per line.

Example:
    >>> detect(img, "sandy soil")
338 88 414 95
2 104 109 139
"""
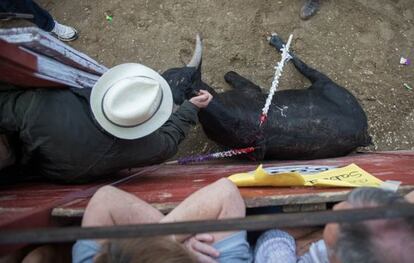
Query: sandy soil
5 0 414 159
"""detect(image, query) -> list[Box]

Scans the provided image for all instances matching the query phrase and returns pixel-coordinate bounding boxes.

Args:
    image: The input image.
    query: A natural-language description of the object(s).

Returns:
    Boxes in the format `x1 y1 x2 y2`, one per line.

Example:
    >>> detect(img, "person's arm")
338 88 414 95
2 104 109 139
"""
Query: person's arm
0 134 15 169
0 91 35 175
155 100 199 157
0 90 35 134
152 90 213 159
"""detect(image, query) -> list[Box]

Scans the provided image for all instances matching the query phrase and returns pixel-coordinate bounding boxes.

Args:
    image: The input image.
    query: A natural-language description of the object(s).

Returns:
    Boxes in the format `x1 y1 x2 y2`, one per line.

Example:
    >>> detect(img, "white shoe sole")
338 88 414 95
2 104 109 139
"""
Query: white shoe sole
51 27 79 42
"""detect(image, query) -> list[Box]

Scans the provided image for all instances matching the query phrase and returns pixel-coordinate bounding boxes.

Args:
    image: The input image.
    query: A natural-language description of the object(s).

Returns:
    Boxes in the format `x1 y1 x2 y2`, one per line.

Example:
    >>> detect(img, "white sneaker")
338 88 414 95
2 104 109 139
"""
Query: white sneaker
51 21 78 42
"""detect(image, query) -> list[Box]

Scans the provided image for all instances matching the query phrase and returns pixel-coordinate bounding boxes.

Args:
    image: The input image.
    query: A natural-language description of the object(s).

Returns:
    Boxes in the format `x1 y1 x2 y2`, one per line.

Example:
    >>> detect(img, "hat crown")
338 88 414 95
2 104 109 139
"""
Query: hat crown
91 63 173 140
102 77 162 127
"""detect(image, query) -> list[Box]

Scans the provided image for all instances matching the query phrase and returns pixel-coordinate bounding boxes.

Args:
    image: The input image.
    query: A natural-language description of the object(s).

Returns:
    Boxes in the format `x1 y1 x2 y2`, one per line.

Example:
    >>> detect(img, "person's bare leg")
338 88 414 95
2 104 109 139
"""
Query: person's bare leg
82 185 164 227
161 178 245 242
405 190 414 203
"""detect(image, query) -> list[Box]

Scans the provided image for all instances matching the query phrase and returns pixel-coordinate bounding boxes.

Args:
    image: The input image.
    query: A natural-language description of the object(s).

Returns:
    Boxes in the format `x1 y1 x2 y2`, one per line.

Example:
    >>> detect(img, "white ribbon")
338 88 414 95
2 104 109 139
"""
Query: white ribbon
260 34 293 121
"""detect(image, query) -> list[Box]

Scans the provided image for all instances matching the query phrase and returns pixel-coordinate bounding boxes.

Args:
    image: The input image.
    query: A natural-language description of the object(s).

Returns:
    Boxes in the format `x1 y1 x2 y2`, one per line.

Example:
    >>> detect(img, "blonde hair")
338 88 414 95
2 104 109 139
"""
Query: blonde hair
94 237 197 263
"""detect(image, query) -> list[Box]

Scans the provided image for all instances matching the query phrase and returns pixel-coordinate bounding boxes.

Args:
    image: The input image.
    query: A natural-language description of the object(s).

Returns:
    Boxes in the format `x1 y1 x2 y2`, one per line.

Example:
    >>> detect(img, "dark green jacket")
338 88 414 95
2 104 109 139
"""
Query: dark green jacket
0 88 198 183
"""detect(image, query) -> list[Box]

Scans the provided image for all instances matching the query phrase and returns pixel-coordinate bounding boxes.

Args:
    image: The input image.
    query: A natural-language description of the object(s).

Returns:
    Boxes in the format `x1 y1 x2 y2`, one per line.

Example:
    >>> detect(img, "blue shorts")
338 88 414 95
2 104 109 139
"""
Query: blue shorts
72 231 252 263
72 239 101 263
213 231 253 263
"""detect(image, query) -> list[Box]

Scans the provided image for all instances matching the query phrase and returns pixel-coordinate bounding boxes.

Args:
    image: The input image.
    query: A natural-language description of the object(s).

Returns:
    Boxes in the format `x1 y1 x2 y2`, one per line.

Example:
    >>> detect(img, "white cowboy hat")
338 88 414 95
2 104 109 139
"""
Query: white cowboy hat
90 63 173 139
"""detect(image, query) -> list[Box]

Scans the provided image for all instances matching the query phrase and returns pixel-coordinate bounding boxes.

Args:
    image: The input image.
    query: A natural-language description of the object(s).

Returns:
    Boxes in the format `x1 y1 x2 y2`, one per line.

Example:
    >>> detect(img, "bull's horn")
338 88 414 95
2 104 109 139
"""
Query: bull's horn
187 34 202 68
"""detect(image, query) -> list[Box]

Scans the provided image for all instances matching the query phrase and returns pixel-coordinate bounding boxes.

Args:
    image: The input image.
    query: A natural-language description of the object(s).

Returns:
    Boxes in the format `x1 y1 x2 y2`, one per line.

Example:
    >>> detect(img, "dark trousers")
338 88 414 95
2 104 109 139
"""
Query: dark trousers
0 0 55 31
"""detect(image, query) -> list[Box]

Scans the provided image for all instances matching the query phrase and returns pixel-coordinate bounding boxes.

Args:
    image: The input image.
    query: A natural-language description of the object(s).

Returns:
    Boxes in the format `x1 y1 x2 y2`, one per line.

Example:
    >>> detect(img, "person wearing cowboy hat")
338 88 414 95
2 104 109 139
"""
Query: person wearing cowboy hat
0 63 212 183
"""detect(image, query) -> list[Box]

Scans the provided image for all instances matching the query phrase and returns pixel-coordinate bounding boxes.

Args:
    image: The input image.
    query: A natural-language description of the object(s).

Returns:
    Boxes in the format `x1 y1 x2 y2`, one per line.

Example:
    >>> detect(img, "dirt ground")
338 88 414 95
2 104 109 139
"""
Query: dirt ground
6 0 414 158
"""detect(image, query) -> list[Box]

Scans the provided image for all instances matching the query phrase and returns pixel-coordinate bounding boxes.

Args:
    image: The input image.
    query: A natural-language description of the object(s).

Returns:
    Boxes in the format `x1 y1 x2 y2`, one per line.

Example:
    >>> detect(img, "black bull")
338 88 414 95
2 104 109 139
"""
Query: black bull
162 34 371 160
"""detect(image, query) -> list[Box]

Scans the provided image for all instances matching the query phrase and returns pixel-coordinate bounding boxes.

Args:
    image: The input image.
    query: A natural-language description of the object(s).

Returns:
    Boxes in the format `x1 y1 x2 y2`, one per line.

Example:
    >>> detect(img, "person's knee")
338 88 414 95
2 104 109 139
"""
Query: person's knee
216 178 241 196
215 178 245 217
92 185 117 200
87 185 119 209
97 185 118 193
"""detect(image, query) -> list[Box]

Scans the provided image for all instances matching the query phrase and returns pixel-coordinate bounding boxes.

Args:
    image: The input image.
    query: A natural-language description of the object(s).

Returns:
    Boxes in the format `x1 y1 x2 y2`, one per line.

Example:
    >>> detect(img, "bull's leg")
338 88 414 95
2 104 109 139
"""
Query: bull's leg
224 71 262 92
268 34 329 84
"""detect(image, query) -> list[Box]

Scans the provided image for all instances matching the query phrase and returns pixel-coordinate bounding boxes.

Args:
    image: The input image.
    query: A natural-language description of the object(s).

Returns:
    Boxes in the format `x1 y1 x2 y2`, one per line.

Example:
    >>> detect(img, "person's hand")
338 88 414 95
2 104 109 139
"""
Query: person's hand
184 233 220 263
189 90 213 109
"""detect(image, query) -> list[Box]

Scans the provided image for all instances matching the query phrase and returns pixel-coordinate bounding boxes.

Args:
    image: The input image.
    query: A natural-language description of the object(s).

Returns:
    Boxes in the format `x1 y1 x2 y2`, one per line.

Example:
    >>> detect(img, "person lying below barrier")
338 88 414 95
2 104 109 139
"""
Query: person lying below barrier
0 61 212 183
17 184 414 262
254 188 414 263
69 178 250 263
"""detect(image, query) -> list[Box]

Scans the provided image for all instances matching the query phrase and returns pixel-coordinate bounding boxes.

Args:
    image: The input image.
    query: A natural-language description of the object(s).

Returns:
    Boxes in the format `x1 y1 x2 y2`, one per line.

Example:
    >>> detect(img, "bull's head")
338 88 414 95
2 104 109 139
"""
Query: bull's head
162 35 203 107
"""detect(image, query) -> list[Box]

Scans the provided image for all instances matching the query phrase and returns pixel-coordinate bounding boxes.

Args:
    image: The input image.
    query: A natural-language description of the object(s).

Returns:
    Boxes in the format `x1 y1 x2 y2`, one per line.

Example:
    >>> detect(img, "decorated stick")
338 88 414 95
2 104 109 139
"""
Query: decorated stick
259 34 293 126
165 147 256 165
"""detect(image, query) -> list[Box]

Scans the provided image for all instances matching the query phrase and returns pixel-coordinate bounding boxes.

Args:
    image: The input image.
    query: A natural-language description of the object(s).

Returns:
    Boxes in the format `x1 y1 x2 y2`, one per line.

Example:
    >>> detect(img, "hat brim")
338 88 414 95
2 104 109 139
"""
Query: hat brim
91 63 173 140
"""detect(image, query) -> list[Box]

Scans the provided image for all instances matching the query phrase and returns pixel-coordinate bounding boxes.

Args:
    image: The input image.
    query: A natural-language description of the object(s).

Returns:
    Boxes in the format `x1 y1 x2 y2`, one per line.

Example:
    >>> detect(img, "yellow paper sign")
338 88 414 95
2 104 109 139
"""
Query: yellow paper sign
303 163 383 187
228 163 383 188
228 165 304 187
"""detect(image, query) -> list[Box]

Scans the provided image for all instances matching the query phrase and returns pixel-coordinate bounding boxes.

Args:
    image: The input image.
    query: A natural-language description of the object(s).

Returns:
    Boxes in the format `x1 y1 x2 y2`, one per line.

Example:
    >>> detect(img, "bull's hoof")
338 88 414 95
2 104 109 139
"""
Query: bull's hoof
300 0 320 20
268 33 286 52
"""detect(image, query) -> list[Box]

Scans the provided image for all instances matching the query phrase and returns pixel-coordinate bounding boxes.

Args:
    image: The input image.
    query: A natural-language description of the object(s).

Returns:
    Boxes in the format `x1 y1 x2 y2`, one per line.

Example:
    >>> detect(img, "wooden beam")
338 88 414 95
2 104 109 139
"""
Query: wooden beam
1 203 414 245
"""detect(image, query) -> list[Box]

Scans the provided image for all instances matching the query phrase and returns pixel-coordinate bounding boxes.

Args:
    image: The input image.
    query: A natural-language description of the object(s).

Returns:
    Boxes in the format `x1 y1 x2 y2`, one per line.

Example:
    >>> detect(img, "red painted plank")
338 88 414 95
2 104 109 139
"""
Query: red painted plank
0 39 38 71
1 151 413 228
0 39 64 87
55 151 414 212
